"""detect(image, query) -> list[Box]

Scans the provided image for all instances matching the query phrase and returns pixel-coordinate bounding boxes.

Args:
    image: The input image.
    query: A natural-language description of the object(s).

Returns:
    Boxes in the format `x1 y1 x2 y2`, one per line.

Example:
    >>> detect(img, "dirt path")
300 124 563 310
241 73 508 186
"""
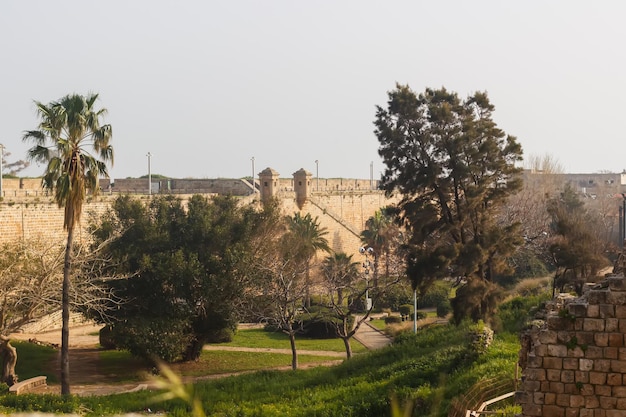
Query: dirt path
9 325 350 396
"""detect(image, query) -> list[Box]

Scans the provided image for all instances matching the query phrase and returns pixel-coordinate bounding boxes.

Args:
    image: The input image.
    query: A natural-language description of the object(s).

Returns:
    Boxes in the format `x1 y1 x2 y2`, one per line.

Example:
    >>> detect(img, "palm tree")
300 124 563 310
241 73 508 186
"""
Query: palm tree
287 212 331 308
23 93 113 395
360 208 396 286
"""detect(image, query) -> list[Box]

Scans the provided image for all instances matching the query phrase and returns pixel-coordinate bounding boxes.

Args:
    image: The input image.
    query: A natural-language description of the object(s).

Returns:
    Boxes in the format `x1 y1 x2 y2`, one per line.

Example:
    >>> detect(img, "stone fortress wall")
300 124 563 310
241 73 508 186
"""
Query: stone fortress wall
517 274 626 417
0 168 396 260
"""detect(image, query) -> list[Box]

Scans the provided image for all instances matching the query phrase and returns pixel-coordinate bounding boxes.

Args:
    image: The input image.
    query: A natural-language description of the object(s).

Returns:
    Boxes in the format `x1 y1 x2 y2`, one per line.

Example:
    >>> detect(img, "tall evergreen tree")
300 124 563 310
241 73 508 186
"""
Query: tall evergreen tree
374 85 523 323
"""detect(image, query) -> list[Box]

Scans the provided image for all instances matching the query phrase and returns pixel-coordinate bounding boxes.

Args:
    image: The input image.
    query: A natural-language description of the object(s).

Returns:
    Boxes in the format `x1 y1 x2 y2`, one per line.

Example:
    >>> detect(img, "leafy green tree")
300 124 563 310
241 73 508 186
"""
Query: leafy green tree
287 212 331 308
374 85 523 323
89 194 261 362
547 184 609 295
23 93 113 394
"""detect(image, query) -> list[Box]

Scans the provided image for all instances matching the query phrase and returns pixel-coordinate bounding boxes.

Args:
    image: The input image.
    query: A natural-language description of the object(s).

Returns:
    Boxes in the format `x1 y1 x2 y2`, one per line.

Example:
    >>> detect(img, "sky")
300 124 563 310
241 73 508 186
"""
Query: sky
1 1 625 180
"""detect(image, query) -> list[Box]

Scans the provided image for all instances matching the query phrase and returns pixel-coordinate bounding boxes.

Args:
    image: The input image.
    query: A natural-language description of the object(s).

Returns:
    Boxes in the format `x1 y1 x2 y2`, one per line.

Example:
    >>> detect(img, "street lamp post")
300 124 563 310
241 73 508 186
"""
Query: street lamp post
315 160 319 191
0 144 4 199
251 156 255 196
147 152 152 196
359 246 374 311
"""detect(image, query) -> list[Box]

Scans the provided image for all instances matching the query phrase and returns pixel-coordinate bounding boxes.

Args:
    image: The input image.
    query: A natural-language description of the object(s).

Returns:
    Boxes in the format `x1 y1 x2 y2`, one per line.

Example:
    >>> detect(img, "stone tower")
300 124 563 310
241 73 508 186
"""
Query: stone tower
259 167 280 202
293 168 312 209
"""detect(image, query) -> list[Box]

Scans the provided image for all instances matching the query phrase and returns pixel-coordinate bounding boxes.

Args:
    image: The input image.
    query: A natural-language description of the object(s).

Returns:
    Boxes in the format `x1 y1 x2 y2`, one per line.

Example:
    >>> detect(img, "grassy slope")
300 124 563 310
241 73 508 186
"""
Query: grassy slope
71 323 518 417
2 294 544 416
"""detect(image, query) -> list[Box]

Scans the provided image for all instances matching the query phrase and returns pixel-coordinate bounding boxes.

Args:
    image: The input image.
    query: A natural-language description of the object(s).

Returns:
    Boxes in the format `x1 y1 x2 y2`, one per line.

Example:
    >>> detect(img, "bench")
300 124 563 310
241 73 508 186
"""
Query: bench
8 376 47 395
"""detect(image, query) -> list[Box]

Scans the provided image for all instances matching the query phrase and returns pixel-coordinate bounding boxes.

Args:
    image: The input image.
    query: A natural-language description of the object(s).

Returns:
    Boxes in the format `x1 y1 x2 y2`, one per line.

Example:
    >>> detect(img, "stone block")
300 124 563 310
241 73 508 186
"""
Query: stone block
574 331 595 345
568 303 588 317
610 360 626 373
594 359 611 372
580 358 594 371
543 404 566 417
522 403 543 416
607 291 626 305
585 346 604 359
595 333 609 347
574 370 588 383
604 347 618 359
584 318 606 332
556 393 570 407
525 368 546 381
550 381 565 393
609 333 624 347
532 392 544 404
605 318 619 332
579 410 594 417
600 304 616 318
544 357 563 369
545 392 557 404
600 395 617 409
548 344 568 357
561 370 575 383
547 369 562 381
588 304 600 317
570 394 585 408
589 371 607 385
587 290 607 305
548 316 574 331
540 330 559 344
586 395 600 408
607 372 622 385
563 357 578 370
596 384 612 396
616 305 626 318
613 386 626 397
619 319 626 332
619 348 626 361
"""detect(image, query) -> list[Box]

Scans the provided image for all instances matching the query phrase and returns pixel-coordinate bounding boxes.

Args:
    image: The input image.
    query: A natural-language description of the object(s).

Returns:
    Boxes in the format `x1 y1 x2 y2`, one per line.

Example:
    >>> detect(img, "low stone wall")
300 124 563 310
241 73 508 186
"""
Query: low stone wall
517 276 626 416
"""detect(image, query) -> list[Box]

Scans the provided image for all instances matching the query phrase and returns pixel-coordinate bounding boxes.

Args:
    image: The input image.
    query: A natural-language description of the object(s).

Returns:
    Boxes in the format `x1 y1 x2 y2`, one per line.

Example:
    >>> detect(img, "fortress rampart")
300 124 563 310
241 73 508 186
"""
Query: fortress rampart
0 168 395 259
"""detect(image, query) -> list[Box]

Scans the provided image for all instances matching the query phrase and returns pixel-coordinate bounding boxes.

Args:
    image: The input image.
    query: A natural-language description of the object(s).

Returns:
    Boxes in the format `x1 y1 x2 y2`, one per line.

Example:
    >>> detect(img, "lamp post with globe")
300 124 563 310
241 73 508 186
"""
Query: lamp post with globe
359 246 374 311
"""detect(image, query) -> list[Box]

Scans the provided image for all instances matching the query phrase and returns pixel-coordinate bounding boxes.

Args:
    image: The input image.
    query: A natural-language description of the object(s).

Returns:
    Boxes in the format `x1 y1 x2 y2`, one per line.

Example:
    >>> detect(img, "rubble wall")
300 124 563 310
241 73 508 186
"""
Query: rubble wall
517 276 626 417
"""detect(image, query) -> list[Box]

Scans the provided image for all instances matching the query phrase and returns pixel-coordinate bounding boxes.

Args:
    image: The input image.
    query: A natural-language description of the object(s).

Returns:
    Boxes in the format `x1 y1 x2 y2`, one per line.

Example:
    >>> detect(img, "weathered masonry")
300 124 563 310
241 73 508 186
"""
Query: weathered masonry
0 168 397 260
517 276 626 417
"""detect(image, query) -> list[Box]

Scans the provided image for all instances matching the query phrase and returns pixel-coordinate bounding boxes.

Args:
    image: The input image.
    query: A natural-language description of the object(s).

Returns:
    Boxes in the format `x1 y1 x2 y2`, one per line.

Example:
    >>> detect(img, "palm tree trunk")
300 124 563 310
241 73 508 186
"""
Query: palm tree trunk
61 226 74 395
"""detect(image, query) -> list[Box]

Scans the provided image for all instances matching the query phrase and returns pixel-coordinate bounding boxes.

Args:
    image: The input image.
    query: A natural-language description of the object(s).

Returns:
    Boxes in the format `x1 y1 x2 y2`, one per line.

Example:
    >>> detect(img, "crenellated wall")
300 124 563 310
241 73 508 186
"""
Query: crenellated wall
517 275 626 417
0 187 396 260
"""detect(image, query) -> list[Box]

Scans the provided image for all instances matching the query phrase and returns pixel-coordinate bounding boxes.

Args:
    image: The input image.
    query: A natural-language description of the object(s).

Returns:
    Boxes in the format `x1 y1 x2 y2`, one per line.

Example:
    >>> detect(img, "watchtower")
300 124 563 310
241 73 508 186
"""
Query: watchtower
293 168 312 209
259 167 280 202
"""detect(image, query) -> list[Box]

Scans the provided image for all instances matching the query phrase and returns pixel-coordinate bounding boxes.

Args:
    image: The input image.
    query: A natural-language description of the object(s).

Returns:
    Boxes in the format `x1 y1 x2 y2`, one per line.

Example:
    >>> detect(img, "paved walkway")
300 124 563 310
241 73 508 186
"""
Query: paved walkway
354 320 393 350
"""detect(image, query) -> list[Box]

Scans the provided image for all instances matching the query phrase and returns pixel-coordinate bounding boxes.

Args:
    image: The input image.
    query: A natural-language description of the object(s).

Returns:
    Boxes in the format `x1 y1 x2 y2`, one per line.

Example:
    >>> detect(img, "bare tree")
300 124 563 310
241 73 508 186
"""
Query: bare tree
0 237 125 385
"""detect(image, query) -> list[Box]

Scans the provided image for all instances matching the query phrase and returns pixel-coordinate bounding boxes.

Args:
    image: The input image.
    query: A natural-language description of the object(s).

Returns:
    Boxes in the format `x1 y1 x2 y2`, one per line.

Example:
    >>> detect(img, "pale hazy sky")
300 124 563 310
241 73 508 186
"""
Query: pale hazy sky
2 1 625 180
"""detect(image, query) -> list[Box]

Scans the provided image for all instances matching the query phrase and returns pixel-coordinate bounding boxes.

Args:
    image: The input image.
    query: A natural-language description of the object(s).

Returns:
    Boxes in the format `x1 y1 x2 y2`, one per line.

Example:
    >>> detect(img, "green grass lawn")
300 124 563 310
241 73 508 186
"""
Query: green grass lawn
220 328 368 353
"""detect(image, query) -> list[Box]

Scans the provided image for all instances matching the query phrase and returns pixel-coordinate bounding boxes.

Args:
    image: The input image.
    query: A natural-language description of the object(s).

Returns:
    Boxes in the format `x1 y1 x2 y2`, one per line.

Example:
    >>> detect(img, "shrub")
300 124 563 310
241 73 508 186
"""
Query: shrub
110 317 194 363
385 316 402 324
436 299 452 318
399 304 413 320
411 311 427 320
297 306 354 339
